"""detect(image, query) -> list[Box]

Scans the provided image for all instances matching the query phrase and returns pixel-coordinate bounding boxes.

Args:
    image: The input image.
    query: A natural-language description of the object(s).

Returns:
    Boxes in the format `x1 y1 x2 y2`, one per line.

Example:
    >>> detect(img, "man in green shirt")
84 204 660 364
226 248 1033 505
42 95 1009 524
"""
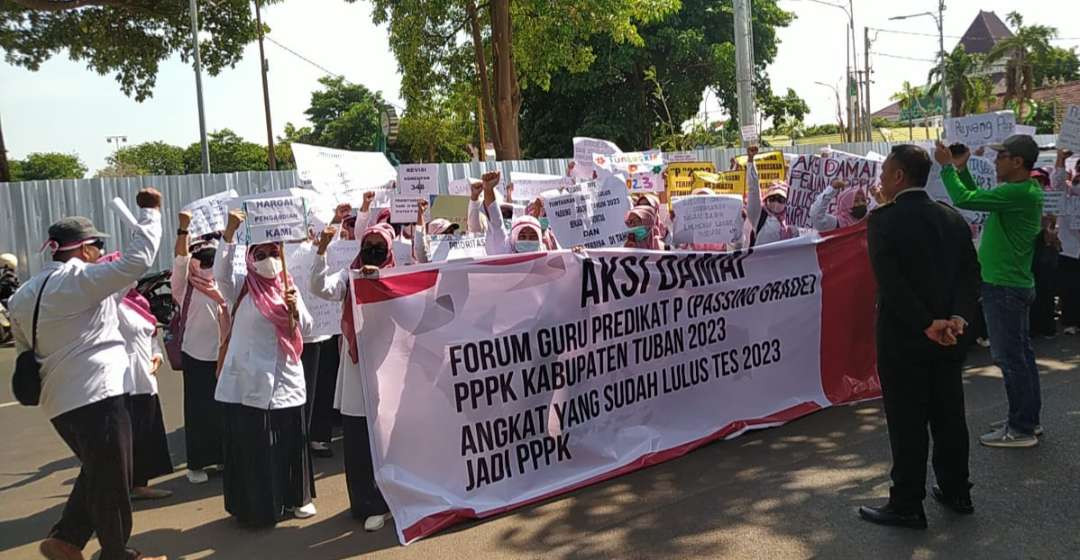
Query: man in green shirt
933 135 1043 448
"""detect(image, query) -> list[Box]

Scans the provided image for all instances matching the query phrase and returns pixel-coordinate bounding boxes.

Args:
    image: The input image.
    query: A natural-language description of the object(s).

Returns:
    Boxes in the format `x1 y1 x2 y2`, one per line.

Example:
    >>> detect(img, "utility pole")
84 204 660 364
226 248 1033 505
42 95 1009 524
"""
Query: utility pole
937 0 946 132
864 27 873 141
0 114 9 183
189 0 211 174
733 0 756 133
254 0 276 170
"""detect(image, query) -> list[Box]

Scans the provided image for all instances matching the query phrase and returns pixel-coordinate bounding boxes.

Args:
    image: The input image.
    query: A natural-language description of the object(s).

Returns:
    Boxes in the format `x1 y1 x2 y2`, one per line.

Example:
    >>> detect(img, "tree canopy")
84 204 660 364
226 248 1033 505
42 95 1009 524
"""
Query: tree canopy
108 141 186 176
1 0 280 101
519 0 799 157
9 152 87 180
182 129 277 174
280 76 386 153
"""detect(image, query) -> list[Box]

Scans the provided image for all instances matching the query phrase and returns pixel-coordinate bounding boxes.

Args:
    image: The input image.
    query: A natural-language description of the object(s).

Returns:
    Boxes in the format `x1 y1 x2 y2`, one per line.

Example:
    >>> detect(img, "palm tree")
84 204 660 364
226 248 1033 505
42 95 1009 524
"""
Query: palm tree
966 77 997 114
891 81 923 140
984 12 1057 120
928 45 981 118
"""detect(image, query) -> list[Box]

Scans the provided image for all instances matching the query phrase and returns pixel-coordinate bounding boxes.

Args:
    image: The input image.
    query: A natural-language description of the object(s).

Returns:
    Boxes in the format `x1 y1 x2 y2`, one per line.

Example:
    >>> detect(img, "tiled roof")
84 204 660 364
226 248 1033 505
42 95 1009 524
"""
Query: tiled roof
960 10 1014 54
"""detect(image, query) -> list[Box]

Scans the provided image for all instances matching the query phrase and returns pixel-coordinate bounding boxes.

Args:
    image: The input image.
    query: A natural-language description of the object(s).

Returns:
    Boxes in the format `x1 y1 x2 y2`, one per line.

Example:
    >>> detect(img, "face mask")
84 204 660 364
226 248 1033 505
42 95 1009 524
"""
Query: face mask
193 248 216 268
515 240 541 253
360 245 389 266
539 218 550 231
628 226 649 242
253 257 282 279
849 205 868 220
767 201 787 215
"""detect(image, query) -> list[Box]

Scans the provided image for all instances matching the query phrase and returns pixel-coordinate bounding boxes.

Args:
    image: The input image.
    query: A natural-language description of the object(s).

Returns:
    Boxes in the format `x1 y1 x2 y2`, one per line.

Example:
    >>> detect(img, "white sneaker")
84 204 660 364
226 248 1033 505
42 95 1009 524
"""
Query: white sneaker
976 337 991 348
291 503 317 519
186 469 209 484
363 513 392 532
980 426 1039 448
1064 326 1079 335
988 418 1043 436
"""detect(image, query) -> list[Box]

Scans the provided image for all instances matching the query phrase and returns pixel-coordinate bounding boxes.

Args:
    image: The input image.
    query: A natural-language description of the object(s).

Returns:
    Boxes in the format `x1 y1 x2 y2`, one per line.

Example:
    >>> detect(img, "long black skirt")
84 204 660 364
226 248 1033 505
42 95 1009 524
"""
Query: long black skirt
181 353 224 470
343 415 388 518
311 338 341 443
221 403 315 527
125 394 174 487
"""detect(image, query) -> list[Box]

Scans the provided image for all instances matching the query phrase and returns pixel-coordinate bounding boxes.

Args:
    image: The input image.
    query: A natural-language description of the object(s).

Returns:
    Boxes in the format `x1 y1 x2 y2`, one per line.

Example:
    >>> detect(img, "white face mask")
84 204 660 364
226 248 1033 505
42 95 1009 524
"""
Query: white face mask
253 257 283 279
767 200 787 215
515 240 541 253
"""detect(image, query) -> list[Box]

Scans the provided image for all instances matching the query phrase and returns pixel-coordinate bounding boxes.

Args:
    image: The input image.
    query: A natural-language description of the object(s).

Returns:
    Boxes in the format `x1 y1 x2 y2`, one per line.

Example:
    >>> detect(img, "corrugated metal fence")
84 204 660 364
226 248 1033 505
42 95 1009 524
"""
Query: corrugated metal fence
0 137 1057 279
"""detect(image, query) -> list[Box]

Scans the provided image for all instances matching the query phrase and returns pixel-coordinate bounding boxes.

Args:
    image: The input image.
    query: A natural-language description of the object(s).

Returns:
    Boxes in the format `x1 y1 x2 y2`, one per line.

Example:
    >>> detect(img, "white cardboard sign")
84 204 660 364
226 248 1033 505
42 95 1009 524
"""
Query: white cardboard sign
943 111 1016 147
1058 105 1080 152
292 143 397 204
542 175 631 248
572 137 620 180
425 234 489 261
671 195 746 246
183 190 238 238
243 196 309 244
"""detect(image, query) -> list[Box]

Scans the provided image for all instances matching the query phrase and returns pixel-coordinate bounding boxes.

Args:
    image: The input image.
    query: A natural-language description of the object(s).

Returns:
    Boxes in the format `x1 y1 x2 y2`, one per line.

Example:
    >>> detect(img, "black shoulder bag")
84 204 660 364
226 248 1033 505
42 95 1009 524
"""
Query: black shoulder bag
12 271 56 406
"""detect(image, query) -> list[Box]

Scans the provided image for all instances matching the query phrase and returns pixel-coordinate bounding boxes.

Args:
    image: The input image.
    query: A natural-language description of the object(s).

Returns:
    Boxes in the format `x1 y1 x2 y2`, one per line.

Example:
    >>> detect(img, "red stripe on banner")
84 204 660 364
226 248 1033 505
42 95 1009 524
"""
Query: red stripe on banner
400 401 822 543
816 222 881 404
353 270 440 305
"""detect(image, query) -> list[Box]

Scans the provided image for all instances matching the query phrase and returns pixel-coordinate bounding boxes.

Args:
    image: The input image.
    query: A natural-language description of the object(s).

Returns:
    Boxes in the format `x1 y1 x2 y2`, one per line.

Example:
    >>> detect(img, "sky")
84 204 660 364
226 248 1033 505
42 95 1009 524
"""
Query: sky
2 0 1079 173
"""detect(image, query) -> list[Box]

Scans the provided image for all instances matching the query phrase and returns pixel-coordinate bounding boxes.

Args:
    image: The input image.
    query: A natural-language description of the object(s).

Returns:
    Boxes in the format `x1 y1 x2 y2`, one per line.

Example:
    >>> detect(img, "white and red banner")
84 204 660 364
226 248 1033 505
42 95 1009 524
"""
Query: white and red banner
351 226 880 544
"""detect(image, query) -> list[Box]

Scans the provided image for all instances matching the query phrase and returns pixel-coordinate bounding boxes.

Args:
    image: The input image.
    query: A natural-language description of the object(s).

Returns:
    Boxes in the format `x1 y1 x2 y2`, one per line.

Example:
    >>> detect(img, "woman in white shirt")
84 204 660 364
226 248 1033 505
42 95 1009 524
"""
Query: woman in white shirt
215 210 317 527
809 179 873 232
173 212 227 484
101 250 175 501
310 222 395 532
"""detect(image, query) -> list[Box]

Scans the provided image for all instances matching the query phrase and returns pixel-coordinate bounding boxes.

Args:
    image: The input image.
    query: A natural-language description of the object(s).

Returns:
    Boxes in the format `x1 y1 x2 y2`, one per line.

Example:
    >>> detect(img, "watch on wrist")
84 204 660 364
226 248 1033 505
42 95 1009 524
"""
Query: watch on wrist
177 228 189 235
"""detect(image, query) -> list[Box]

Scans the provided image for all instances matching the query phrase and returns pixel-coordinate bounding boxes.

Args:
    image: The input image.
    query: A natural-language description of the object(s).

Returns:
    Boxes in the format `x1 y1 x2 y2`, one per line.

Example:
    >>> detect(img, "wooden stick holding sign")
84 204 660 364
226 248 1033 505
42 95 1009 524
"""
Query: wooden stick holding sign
278 241 297 331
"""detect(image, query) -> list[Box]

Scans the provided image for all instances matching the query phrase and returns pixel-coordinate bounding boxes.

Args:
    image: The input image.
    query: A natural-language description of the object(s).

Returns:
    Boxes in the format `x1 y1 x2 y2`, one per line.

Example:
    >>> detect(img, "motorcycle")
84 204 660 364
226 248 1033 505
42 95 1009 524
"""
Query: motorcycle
136 269 175 327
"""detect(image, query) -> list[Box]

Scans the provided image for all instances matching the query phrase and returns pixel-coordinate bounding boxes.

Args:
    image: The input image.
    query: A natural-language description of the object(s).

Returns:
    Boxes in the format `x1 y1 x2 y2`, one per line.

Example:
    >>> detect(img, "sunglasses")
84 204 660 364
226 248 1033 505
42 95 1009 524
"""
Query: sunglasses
88 239 105 251
252 247 280 261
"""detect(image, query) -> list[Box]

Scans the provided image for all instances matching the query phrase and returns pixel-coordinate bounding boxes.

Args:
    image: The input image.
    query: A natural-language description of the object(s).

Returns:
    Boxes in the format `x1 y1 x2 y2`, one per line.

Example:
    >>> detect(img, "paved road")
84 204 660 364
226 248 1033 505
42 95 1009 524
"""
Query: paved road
0 336 1078 560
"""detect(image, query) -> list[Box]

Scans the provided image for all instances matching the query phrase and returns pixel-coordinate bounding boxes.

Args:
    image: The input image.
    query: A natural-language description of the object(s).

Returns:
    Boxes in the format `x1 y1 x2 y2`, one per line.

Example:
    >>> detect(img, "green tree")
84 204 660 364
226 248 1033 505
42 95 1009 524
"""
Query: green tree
183 129 268 174
363 0 679 160
890 81 922 140
284 76 385 152
759 88 810 136
1031 46 1080 86
94 161 147 178
0 0 281 102
984 12 1057 120
966 76 998 115
108 141 186 176
397 108 472 163
519 0 797 156
928 45 982 118
10 152 87 180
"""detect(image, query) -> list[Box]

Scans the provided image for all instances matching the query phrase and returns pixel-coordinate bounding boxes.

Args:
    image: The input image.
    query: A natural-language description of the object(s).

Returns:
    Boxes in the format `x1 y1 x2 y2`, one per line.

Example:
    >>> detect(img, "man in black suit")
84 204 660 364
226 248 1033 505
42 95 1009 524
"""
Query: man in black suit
859 144 981 529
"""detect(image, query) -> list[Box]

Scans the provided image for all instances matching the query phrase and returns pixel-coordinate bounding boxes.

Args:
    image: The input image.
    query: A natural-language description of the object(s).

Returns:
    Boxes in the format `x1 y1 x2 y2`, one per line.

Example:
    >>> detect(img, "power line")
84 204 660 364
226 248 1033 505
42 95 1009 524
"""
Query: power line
868 27 1080 42
263 36 406 111
874 52 938 63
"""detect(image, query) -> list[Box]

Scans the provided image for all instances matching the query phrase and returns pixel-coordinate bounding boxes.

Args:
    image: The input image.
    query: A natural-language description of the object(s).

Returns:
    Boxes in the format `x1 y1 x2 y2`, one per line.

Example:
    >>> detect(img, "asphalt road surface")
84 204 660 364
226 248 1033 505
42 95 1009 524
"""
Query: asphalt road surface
0 336 1078 560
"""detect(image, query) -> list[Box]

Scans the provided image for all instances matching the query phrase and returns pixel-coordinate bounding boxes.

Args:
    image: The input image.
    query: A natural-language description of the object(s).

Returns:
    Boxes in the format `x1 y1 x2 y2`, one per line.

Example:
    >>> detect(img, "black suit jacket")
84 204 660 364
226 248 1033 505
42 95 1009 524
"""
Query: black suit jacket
867 190 981 358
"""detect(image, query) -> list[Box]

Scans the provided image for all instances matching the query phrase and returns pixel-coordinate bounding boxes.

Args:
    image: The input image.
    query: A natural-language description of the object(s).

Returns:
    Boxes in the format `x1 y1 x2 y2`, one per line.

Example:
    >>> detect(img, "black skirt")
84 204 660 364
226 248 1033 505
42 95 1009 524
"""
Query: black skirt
125 394 174 487
343 415 389 518
181 353 224 470
221 403 316 527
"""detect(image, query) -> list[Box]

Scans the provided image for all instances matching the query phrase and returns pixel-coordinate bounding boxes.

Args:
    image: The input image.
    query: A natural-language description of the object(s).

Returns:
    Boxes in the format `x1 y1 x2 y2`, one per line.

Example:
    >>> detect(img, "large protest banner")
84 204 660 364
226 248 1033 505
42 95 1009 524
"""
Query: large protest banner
943 111 1016 147
1059 105 1080 152
543 176 632 248
351 226 879 545
786 153 880 228
285 240 359 337
292 143 397 204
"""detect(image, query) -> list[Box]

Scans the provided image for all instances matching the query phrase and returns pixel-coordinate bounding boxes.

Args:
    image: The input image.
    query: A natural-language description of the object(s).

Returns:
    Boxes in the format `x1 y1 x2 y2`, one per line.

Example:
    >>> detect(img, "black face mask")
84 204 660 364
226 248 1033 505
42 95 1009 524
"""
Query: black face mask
849 205 868 220
360 245 388 266
193 248 216 268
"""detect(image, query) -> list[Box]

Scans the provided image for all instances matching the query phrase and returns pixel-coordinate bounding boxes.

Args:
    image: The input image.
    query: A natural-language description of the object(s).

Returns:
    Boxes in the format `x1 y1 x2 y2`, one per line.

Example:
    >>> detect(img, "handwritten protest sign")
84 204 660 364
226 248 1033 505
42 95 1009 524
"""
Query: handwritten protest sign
592 150 664 180
431 195 470 229
670 195 745 246
542 176 631 248
787 153 880 228
924 151 995 232
391 197 421 224
1062 196 1080 229
285 240 359 338
741 124 759 145
447 178 477 196
943 111 1016 147
510 172 570 200
397 164 439 199
692 170 746 195
425 234 488 261
243 196 309 244
183 190 238 237
572 137 620 181
1044 191 1065 216
1059 105 1080 152
664 151 702 163
664 162 717 201
1014 124 1037 137
292 143 396 204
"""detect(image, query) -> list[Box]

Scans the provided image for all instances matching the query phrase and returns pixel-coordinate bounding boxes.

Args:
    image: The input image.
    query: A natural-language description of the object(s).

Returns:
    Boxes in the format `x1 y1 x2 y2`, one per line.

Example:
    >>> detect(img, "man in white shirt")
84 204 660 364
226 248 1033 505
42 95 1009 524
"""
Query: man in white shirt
9 189 165 560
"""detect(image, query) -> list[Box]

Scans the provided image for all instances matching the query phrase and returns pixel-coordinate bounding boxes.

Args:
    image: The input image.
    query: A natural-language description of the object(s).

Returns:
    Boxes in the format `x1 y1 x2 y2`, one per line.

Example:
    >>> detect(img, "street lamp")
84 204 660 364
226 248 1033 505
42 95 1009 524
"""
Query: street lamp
106 135 128 158
785 0 861 141
890 1 946 136
814 82 846 140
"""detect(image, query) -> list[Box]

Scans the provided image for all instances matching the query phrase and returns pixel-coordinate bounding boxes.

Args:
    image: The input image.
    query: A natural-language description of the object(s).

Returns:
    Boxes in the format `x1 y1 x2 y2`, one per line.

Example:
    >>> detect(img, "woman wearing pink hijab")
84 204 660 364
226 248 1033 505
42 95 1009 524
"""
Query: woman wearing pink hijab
214 210 316 527
309 220 397 532
624 206 667 250
809 179 874 232
481 171 560 254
